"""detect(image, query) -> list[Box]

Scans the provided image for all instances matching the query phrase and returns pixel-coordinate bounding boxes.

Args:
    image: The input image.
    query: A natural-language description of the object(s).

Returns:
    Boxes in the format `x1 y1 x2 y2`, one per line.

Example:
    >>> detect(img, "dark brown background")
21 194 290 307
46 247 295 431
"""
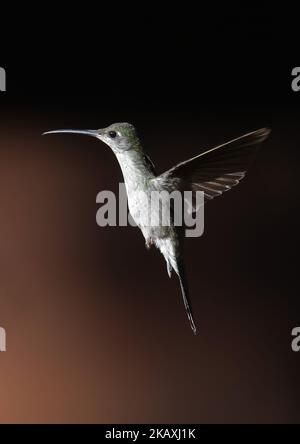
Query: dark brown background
0 5 299 423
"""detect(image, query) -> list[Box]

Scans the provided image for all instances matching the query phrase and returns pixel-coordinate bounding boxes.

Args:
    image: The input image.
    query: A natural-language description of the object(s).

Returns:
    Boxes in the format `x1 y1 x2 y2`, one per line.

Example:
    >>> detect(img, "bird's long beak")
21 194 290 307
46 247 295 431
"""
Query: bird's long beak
42 129 99 138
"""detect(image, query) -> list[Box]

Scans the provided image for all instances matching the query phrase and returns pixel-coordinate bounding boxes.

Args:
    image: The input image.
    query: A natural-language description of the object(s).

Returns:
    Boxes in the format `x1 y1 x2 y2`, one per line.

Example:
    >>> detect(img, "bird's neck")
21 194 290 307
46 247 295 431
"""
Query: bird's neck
115 149 155 192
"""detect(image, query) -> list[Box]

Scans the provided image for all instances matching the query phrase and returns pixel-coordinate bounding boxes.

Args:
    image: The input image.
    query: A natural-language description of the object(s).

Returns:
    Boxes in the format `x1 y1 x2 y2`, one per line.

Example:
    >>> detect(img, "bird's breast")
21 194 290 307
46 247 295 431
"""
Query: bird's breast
127 187 150 227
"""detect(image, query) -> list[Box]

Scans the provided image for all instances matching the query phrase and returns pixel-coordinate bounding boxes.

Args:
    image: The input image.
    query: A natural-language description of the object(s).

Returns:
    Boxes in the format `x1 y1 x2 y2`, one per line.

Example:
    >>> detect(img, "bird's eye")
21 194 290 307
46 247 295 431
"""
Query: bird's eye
108 131 117 138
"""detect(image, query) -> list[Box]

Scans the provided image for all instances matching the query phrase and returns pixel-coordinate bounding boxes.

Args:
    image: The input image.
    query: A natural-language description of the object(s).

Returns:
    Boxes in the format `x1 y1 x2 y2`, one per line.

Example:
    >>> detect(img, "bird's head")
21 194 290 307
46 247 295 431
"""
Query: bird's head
43 122 141 154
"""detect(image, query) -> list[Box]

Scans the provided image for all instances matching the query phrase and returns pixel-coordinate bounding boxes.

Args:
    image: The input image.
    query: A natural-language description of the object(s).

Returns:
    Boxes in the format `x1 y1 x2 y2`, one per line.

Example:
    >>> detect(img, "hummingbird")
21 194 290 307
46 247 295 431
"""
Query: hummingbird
43 124 271 334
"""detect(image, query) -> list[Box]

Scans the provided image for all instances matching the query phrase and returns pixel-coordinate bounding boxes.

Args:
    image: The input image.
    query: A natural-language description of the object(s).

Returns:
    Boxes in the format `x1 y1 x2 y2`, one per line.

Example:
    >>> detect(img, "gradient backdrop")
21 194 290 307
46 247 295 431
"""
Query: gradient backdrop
0 6 299 423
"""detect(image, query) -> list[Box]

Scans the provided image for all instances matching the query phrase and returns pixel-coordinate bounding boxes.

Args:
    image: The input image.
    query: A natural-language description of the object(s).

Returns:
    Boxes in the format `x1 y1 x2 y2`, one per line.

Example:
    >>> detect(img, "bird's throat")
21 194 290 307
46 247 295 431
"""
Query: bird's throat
115 150 155 192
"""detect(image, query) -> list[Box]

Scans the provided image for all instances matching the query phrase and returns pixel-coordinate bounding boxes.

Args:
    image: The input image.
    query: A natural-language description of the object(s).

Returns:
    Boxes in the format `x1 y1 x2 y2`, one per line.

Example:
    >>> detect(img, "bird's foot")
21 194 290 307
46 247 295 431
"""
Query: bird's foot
145 238 154 250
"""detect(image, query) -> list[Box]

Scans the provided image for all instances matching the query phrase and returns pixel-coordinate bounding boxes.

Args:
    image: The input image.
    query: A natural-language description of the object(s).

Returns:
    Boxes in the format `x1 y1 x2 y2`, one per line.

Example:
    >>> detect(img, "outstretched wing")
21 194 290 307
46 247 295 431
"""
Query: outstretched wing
156 128 270 206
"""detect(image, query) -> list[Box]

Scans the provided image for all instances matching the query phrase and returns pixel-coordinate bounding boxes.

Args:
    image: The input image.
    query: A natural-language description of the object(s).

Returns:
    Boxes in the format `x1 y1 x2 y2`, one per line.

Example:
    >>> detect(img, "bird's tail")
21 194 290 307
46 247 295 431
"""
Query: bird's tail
176 263 197 335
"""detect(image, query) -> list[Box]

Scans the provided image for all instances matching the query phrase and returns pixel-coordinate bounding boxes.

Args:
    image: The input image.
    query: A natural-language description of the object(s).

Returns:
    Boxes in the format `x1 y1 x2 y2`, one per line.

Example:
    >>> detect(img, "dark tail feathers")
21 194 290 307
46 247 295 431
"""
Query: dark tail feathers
177 264 197 335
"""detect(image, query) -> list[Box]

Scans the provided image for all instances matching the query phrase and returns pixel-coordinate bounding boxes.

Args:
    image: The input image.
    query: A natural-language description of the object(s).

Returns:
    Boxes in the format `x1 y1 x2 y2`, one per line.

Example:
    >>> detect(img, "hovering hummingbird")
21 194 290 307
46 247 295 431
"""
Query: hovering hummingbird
43 124 271 334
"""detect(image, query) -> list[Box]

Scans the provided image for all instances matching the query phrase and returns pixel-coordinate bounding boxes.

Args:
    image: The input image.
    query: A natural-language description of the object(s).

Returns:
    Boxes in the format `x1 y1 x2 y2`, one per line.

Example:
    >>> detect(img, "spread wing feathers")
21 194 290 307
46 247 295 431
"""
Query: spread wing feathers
157 128 270 206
